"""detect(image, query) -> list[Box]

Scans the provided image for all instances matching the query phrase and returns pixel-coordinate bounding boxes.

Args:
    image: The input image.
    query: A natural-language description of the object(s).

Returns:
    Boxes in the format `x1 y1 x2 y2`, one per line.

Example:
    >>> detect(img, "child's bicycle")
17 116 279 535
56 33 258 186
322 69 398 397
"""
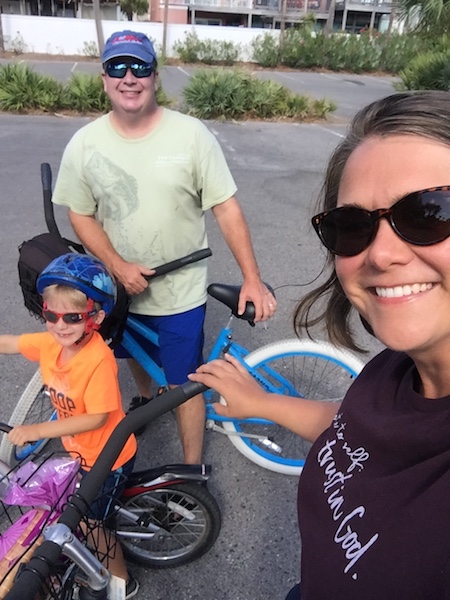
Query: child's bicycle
0 163 365 477
0 382 220 600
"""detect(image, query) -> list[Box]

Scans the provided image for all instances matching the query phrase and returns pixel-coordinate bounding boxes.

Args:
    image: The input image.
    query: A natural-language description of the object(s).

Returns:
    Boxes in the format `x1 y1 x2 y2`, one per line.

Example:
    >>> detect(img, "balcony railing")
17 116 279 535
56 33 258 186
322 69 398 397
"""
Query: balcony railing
188 0 253 6
336 0 392 6
185 0 390 9
254 0 321 8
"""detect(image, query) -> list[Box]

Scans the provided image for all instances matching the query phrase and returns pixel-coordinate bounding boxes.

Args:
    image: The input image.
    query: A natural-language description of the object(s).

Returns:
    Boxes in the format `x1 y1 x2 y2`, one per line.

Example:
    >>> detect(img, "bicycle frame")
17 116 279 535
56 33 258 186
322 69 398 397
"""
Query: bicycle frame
122 304 300 432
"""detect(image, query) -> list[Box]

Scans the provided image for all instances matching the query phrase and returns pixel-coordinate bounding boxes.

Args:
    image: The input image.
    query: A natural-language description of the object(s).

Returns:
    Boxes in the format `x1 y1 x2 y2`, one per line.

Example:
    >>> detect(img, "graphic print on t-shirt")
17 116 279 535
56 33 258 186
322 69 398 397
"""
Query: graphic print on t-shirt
316 412 379 581
47 373 77 420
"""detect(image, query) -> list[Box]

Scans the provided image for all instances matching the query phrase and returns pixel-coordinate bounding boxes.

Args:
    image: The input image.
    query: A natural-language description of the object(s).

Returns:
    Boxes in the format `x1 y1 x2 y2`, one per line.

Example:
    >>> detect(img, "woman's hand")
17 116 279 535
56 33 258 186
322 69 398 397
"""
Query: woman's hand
189 354 268 419
191 354 342 442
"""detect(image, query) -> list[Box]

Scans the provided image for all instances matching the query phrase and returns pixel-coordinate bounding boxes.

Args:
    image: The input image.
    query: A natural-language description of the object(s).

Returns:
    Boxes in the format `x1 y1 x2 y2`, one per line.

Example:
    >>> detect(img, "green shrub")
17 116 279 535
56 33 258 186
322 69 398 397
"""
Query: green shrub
174 32 202 63
398 50 450 90
281 28 326 69
183 69 249 119
332 34 380 72
65 72 110 112
82 41 99 58
248 78 290 118
174 32 241 65
0 64 65 112
251 33 280 68
198 39 241 65
182 68 335 121
251 29 433 74
378 33 429 73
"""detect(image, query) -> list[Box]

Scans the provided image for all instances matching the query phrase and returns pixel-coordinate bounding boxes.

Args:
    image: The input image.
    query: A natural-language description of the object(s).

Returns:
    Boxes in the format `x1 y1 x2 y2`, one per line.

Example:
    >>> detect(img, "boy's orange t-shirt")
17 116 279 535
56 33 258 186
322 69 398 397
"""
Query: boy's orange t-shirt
18 331 136 471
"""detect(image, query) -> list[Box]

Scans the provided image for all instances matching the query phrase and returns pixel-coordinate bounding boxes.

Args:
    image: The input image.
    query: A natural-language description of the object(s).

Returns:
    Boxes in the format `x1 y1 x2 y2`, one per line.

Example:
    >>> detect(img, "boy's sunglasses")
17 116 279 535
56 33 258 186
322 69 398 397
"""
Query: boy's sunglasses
105 61 154 79
42 309 97 325
312 186 450 257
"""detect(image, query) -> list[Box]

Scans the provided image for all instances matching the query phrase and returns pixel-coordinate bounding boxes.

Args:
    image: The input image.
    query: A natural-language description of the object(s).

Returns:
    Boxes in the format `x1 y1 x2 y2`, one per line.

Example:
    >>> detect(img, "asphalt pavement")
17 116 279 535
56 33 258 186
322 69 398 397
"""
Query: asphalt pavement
0 67 390 599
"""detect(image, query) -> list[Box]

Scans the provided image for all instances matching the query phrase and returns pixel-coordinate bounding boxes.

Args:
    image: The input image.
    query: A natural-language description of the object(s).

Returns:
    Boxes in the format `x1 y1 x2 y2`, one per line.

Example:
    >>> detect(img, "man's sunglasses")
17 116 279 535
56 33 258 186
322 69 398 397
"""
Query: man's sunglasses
42 309 97 325
105 61 154 79
312 186 450 257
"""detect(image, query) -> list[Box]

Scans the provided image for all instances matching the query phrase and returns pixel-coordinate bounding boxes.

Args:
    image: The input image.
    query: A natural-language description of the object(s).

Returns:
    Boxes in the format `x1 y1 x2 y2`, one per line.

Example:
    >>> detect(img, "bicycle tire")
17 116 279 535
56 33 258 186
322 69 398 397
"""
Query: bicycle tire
221 339 364 476
0 368 54 465
116 482 221 568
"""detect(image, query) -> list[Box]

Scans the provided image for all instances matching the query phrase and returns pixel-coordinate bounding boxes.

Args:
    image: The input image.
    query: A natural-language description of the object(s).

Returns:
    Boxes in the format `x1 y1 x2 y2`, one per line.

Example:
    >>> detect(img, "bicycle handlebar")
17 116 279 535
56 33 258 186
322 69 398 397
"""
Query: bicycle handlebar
4 380 208 600
147 248 212 279
41 163 61 239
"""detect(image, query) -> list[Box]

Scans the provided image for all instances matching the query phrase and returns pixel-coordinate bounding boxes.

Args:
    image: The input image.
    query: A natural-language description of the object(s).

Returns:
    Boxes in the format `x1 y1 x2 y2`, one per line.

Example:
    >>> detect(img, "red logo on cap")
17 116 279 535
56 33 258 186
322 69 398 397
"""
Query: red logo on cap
112 34 142 44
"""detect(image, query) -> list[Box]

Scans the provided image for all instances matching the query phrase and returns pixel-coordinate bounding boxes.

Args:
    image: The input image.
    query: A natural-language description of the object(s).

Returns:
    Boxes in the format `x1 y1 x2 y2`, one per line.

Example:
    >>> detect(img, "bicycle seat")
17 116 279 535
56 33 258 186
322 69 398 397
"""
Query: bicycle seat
207 283 256 324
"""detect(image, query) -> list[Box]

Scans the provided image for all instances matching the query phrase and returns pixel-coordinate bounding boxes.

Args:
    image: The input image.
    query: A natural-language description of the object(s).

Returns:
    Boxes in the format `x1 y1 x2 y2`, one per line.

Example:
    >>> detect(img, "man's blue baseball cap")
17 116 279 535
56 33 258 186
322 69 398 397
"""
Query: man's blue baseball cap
102 30 157 64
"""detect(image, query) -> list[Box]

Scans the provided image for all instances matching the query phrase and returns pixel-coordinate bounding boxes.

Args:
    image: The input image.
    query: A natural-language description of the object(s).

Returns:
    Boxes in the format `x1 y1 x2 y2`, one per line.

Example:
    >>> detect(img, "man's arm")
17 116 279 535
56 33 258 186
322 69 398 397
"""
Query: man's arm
211 197 276 322
69 211 154 295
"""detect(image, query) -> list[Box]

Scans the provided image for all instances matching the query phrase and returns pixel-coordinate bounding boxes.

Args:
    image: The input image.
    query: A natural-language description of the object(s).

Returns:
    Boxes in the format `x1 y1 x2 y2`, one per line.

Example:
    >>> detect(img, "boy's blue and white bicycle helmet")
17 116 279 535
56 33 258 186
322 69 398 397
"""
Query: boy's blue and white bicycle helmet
37 253 116 316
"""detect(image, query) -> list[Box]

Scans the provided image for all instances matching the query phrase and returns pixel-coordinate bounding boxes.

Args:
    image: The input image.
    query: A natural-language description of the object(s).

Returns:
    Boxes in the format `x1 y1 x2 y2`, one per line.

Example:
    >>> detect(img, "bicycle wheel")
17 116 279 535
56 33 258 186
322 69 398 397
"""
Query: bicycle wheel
221 339 365 476
116 482 221 568
0 368 55 465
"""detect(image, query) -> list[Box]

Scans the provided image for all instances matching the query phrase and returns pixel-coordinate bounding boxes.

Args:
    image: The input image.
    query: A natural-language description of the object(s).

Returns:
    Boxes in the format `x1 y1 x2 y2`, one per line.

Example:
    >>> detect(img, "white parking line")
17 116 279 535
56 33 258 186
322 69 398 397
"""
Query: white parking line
320 72 340 80
276 72 301 82
311 123 345 138
209 127 236 152
177 66 190 77
71 62 78 73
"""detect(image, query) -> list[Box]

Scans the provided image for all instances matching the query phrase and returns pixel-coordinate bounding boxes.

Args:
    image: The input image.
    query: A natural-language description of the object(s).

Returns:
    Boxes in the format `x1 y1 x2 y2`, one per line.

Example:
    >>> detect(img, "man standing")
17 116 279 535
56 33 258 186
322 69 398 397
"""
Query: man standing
52 30 276 464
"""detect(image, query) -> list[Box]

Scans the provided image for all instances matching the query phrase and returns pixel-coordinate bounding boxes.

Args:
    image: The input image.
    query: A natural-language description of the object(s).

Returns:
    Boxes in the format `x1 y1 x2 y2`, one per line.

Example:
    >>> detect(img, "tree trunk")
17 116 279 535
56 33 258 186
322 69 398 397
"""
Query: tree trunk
0 8 4 53
387 0 396 35
324 0 336 36
93 0 104 56
162 0 169 58
279 0 288 54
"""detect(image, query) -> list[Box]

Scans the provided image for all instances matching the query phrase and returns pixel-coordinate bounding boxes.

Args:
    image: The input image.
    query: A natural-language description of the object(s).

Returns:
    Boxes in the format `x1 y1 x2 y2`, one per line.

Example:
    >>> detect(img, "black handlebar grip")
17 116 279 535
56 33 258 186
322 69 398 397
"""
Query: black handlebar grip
41 163 52 193
41 162 61 238
5 540 61 600
147 248 212 280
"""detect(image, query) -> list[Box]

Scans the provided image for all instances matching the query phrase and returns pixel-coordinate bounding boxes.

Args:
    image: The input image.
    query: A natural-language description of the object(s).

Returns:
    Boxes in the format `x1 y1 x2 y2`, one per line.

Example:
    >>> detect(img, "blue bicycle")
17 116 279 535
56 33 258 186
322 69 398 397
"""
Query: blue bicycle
122 285 364 475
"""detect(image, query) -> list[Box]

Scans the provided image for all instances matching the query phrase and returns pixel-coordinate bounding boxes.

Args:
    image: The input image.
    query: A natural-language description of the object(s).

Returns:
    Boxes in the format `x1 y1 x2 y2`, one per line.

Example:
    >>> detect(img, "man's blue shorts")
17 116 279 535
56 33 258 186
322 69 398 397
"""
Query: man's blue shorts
114 305 206 385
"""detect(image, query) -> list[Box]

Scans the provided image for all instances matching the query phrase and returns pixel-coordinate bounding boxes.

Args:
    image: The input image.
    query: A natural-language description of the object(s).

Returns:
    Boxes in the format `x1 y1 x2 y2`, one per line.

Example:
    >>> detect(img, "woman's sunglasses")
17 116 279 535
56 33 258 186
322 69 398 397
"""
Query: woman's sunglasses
42 309 97 325
105 61 154 79
312 186 450 257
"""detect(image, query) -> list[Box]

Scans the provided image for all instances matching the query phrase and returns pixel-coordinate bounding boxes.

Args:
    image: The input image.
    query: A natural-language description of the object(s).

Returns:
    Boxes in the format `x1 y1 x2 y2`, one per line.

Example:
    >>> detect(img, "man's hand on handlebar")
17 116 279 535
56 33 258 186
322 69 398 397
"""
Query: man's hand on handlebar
238 280 277 322
112 259 155 295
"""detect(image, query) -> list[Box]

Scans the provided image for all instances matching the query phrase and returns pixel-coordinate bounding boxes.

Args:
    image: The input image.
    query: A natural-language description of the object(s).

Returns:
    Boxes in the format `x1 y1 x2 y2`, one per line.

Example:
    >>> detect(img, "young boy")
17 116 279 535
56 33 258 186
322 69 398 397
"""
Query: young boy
0 253 139 599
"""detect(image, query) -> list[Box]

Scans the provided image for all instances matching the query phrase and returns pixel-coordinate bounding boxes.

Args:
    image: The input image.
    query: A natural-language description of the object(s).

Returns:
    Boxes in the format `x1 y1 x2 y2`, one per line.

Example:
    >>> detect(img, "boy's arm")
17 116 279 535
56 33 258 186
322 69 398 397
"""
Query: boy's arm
8 412 108 447
0 335 21 354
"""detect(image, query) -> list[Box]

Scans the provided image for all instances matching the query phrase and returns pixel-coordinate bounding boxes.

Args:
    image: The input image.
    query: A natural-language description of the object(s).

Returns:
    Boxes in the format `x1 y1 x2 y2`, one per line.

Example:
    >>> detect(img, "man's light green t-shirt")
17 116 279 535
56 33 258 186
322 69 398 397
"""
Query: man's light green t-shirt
52 109 237 316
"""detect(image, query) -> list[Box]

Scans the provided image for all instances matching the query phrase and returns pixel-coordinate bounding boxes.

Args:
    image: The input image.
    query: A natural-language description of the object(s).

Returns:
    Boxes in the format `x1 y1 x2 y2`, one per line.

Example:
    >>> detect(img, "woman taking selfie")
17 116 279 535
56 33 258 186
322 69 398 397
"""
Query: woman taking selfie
190 90 450 599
